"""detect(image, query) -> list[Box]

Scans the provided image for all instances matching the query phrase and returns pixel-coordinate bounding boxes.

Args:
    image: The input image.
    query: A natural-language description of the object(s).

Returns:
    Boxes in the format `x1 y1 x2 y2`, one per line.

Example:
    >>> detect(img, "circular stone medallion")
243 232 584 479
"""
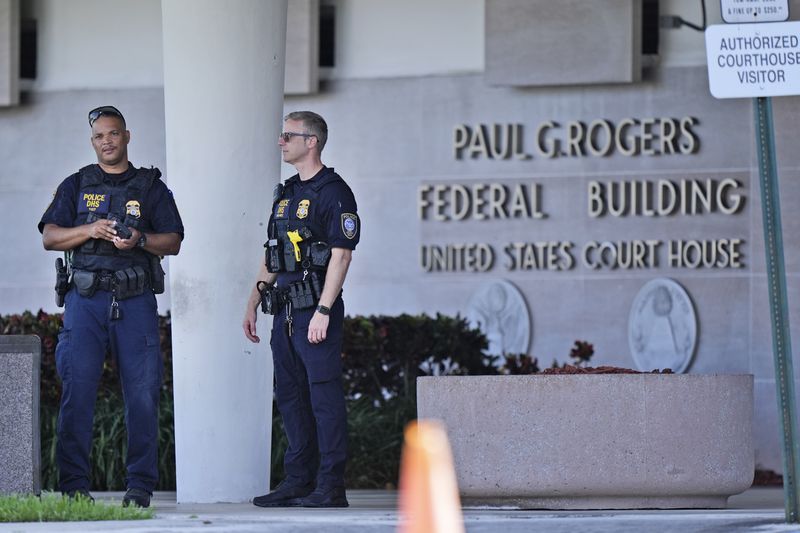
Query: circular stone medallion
628 278 697 373
465 279 531 357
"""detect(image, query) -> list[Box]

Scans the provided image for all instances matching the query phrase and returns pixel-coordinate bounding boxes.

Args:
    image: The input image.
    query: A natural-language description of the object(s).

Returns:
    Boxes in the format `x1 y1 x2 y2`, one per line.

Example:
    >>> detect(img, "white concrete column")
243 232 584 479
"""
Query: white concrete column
161 0 287 503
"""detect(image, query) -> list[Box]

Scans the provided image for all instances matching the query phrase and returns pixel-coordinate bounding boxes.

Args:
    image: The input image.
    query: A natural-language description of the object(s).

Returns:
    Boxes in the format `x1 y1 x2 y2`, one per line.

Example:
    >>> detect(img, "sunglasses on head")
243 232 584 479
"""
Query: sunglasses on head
88 106 124 126
279 132 316 142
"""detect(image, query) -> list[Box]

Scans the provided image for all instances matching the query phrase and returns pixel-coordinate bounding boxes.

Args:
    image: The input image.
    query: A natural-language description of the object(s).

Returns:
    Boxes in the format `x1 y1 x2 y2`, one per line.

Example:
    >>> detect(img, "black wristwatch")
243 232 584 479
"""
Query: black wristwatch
316 304 331 315
136 233 148 248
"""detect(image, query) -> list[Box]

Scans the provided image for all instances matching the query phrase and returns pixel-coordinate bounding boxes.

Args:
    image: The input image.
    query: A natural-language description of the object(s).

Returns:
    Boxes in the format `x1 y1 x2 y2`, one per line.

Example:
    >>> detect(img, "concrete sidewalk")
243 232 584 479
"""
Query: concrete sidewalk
1 488 798 532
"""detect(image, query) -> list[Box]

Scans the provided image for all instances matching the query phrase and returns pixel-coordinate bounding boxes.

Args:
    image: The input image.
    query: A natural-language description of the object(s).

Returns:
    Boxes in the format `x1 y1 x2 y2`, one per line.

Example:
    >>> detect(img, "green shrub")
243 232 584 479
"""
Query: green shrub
4 309 581 491
345 395 416 489
341 313 495 403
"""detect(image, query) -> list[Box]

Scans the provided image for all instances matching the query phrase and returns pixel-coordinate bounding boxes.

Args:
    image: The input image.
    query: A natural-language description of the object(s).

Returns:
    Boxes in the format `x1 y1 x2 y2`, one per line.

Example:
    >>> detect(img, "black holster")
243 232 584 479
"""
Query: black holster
149 255 165 294
55 258 70 307
258 282 285 315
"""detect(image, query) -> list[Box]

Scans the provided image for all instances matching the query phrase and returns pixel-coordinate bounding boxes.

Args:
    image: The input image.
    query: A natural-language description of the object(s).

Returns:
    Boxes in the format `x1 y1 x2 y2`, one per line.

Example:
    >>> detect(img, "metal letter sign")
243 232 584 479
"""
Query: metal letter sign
720 0 789 23
705 21 800 98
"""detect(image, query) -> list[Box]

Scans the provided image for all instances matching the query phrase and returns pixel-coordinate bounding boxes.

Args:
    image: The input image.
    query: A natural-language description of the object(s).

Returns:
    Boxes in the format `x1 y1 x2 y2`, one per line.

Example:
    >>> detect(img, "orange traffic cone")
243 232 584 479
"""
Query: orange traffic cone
397 419 465 533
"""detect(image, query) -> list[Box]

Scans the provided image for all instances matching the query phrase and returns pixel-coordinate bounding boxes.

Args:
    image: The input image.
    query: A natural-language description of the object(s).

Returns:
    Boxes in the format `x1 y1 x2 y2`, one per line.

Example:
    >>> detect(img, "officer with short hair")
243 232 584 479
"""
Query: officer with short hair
39 106 184 508
243 111 359 508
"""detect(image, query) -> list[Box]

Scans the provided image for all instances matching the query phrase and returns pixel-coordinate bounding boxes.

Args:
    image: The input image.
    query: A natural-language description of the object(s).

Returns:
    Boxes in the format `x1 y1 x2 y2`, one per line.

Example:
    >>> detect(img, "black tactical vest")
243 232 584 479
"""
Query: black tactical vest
71 164 158 273
266 170 342 274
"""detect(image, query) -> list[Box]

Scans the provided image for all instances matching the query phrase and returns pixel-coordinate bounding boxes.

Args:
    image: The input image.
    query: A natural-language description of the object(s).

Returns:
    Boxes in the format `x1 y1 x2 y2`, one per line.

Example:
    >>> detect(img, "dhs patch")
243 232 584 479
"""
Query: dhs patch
341 213 358 240
276 199 290 218
79 192 109 213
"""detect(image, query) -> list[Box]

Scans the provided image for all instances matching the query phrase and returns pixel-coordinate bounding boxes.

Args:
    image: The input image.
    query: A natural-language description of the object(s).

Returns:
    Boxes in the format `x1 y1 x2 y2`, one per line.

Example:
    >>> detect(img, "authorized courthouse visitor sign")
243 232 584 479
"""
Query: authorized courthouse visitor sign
705 21 800 98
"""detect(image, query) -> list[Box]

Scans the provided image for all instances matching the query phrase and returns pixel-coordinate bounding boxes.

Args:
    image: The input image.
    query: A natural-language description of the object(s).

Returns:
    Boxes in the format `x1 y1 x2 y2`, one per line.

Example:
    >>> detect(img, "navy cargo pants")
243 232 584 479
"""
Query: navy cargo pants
55 287 162 493
270 297 348 489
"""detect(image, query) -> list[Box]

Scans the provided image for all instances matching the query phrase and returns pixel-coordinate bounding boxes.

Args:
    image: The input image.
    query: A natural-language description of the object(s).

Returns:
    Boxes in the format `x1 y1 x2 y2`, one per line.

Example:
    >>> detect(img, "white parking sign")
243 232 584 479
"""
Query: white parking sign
705 21 800 98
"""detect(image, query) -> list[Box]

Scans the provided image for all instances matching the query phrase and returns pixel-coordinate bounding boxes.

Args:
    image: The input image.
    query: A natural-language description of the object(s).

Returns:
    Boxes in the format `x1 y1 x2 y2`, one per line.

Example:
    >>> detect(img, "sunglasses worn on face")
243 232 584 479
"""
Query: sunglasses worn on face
280 132 316 142
88 106 124 126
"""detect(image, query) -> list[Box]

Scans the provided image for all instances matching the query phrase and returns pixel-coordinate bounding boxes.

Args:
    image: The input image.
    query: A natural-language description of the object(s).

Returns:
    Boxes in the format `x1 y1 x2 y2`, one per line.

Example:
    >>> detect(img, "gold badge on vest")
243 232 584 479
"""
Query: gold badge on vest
296 199 311 219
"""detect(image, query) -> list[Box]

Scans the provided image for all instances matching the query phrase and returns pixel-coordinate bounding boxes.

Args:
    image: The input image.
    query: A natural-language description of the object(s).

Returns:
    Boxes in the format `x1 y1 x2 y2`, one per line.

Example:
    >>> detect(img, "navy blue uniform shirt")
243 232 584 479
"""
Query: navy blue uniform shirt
38 163 184 238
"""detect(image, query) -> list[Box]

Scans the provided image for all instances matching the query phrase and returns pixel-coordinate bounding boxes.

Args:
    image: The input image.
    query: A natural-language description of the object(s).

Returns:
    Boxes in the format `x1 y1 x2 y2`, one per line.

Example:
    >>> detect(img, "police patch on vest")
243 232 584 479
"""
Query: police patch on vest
276 199 290 218
296 199 310 219
82 192 108 213
341 213 358 239
126 200 141 218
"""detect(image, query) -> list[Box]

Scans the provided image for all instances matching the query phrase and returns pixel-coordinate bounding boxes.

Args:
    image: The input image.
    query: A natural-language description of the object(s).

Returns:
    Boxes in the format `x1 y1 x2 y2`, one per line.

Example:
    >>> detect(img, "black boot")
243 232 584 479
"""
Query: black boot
299 486 349 508
253 479 315 508
63 488 95 503
123 487 151 508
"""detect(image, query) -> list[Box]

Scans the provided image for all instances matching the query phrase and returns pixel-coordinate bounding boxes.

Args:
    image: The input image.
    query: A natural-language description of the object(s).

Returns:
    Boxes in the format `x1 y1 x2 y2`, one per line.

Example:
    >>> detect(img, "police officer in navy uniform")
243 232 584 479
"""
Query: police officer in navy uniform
243 111 359 508
39 106 184 508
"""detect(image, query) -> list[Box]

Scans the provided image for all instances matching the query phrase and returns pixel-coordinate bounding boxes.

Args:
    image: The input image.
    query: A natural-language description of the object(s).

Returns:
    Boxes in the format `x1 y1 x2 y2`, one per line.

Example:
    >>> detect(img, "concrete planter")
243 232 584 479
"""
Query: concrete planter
417 374 753 509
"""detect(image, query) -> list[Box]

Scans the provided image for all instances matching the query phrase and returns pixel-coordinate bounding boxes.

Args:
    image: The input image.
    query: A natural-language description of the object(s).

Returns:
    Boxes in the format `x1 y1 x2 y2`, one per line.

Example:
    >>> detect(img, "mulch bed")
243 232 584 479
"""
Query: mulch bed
753 469 783 486
541 364 674 375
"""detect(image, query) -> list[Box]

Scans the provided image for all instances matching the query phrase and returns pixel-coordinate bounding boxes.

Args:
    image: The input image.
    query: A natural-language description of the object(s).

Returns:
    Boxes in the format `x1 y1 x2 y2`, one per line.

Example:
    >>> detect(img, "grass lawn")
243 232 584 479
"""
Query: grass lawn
0 492 153 522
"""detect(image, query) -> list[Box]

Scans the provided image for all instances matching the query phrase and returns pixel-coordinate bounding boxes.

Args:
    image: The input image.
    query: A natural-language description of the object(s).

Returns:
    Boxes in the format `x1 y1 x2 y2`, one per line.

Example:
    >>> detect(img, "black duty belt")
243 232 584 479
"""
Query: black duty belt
72 267 149 300
258 271 324 316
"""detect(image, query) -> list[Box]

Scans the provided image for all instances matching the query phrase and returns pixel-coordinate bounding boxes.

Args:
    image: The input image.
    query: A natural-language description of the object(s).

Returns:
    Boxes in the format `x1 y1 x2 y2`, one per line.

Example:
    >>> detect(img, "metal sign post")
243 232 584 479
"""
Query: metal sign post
753 96 800 522
707 6 800 522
